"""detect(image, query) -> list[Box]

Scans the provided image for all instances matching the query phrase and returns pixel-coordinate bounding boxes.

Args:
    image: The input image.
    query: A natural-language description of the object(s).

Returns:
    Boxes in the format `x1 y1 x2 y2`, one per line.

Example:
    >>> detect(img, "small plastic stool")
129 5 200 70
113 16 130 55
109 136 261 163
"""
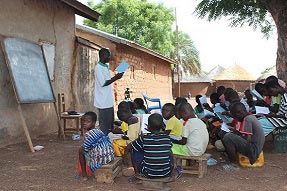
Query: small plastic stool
238 152 264 167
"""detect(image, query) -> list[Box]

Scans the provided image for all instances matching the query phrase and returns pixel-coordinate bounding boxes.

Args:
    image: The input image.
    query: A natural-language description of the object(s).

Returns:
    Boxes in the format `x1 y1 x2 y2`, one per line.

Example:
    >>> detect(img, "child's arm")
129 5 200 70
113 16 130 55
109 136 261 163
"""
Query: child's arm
82 130 98 151
171 137 187 145
165 130 171 135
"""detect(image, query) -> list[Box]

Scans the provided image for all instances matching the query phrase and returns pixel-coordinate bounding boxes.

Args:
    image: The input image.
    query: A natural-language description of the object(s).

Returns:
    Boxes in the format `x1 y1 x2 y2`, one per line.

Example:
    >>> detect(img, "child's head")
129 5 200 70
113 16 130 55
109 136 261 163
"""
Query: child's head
175 97 187 106
117 108 133 123
134 98 145 109
265 75 278 83
224 89 239 103
118 101 130 110
81 111 97 131
210 93 220 105
99 48 111 63
175 104 182 119
179 102 196 121
217 86 226 96
230 102 248 122
255 83 267 96
147 113 164 133
265 81 284 96
195 95 202 105
128 101 137 114
162 103 175 120
244 89 253 101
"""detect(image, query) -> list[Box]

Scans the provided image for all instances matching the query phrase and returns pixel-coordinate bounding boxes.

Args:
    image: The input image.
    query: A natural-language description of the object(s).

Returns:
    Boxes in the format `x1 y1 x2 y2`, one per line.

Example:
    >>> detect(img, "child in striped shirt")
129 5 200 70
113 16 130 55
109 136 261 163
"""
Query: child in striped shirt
78 111 115 180
130 113 174 179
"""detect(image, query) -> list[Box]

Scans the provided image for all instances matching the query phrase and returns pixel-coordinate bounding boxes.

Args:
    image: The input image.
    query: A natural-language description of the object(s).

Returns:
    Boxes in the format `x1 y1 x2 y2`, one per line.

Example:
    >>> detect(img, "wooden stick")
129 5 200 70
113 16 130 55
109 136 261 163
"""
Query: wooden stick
53 102 65 140
17 105 35 152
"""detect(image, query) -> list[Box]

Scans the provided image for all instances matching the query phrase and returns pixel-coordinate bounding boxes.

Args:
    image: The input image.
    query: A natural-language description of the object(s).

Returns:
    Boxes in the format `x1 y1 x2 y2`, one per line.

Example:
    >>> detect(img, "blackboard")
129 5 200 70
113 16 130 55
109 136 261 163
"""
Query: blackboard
273 127 287 153
2 37 55 103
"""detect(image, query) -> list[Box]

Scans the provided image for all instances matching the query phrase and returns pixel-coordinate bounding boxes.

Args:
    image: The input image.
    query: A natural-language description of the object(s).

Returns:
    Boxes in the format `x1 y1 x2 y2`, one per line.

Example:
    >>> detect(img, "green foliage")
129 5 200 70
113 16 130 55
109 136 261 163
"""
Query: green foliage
194 0 274 38
84 0 201 74
170 31 201 74
85 0 174 56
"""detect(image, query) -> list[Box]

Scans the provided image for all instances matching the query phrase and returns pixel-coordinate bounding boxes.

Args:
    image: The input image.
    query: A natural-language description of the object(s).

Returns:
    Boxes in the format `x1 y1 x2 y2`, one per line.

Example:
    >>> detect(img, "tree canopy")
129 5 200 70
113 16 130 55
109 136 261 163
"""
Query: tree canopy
84 0 201 74
195 0 274 38
85 0 174 56
194 0 287 80
170 31 201 74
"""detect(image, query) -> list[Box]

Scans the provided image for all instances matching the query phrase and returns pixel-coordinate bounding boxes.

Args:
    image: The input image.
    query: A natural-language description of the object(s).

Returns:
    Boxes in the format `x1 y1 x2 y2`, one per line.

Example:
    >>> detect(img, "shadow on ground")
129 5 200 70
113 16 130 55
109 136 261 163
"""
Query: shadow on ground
0 133 287 191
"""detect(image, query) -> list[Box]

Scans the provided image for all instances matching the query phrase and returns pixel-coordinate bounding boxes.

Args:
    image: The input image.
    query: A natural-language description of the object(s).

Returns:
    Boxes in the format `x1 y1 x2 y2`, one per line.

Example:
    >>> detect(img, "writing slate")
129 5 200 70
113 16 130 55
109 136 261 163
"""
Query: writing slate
3 37 55 103
273 127 287 153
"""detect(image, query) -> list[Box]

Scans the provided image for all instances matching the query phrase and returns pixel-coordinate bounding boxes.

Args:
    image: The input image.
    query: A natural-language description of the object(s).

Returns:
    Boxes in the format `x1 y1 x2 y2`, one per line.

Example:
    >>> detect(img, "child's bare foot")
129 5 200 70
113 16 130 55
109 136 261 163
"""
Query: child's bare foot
128 174 142 184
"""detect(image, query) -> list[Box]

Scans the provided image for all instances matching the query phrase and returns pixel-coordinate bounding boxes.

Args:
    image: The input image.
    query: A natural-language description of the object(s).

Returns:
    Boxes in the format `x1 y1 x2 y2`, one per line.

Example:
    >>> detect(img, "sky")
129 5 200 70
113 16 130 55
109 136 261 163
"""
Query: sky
76 0 278 78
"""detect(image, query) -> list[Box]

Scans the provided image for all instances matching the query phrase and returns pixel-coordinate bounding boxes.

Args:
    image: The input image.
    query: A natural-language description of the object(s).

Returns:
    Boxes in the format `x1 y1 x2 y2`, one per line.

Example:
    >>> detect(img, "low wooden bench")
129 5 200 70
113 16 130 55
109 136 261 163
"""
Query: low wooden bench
94 157 122 184
174 153 211 178
135 174 175 191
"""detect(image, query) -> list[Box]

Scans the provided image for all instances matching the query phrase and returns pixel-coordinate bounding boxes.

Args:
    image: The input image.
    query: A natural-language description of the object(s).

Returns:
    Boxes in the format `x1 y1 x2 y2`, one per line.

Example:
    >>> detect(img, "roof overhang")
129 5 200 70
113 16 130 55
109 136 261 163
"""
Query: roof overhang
60 0 101 22
76 24 175 64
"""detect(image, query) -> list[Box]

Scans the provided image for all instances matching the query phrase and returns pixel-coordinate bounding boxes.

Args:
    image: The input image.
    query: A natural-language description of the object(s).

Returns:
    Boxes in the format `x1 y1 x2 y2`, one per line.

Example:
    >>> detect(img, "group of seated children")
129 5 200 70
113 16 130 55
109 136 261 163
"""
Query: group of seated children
193 75 286 168
77 76 286 180
77 97 210 180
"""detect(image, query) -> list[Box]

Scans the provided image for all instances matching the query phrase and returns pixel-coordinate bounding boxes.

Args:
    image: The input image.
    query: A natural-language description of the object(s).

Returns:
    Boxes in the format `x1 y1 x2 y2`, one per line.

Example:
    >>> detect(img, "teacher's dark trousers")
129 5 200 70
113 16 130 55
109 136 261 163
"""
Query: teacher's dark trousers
98 107 114 135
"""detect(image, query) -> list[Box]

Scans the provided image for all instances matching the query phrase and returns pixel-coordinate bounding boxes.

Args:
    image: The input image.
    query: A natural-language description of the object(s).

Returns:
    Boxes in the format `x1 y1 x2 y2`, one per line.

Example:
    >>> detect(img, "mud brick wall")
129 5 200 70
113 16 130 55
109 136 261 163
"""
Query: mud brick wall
113 44 173 106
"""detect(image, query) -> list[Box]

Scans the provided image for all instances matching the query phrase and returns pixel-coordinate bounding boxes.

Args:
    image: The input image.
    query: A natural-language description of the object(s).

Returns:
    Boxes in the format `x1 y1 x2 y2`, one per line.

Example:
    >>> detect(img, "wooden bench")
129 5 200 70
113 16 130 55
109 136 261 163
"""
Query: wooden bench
135 174 175 191
174 153 211 178
94 157 122 184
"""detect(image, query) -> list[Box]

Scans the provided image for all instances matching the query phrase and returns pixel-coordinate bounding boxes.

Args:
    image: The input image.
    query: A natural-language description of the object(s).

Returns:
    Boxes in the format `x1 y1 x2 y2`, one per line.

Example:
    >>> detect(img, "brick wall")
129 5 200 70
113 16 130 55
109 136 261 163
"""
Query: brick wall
75 29 173 111
114 44 172 106
215 80 253 93
174 82 216 97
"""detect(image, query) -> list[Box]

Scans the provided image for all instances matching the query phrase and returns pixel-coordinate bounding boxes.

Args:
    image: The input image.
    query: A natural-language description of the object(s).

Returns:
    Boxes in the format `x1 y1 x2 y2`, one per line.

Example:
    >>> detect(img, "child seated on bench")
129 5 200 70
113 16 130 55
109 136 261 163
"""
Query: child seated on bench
78 112 115 180
130 113 174 178
113 108 140 157
222 102 265 165
162 103 183 139
171 102 209 156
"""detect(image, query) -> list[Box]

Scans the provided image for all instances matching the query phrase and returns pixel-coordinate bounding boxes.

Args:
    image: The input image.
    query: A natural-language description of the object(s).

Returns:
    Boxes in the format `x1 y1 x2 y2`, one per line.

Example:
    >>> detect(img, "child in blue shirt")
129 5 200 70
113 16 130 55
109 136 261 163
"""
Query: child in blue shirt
78 111 115 180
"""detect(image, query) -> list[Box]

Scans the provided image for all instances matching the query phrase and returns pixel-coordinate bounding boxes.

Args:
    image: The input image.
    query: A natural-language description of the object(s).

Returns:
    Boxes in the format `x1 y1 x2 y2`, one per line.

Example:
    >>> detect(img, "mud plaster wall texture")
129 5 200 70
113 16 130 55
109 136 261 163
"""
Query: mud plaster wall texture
0 0 75 147
75 30 173 112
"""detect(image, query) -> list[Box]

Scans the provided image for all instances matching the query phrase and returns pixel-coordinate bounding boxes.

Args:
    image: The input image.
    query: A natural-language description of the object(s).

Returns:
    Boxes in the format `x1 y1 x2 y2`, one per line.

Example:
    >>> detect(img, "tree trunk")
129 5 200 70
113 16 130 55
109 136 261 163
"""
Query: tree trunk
263 0 287 81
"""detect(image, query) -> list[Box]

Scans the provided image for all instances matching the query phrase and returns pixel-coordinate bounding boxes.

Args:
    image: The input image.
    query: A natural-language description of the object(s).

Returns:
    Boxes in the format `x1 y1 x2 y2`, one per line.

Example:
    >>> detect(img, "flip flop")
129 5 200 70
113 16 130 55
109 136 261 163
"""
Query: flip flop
218 164 235 172
175 166 183 179
128 175 142 184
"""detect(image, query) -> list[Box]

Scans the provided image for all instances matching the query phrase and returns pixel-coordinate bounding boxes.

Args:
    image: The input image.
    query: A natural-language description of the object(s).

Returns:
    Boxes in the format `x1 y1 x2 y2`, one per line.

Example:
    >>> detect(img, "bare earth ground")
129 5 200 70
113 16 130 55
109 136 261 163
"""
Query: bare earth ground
0 132 287 191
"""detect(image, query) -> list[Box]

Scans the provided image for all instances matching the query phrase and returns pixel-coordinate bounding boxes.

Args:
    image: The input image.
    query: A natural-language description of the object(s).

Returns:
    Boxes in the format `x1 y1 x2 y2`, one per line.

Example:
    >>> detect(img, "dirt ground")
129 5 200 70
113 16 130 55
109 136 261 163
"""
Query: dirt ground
0 132 287 191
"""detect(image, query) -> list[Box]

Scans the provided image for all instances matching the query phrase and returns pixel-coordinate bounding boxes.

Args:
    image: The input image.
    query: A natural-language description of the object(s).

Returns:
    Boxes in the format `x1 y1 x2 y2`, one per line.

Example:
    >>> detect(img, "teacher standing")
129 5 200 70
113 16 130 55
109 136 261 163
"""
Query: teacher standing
94 48 124 135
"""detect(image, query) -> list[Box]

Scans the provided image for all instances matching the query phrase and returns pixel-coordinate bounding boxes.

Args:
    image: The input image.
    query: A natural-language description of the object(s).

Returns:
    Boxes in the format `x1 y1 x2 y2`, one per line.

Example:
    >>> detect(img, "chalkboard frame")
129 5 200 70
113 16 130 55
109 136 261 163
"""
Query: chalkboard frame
0 36 56 104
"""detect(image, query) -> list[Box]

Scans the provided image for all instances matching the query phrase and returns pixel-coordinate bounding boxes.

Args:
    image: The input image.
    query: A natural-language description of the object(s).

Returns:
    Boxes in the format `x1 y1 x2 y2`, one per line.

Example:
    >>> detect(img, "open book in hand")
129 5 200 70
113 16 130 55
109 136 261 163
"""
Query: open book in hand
250 89 264 100
255 106 270 114
116 61 130 73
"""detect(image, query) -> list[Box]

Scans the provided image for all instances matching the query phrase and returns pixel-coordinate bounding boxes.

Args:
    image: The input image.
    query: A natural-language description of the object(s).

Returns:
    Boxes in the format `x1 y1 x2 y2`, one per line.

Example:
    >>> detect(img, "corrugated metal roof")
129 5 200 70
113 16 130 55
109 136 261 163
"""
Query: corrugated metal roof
174 72 212 83
214 64 256 81
208 65 225 80
60 0 101 21
76 24 175 64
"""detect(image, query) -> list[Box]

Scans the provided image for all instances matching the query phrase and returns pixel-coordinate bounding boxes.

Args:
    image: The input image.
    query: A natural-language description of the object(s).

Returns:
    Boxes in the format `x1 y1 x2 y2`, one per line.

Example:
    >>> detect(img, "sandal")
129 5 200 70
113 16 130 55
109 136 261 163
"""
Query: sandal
218 164 235 172
128 174 142 184
175 166 183 179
